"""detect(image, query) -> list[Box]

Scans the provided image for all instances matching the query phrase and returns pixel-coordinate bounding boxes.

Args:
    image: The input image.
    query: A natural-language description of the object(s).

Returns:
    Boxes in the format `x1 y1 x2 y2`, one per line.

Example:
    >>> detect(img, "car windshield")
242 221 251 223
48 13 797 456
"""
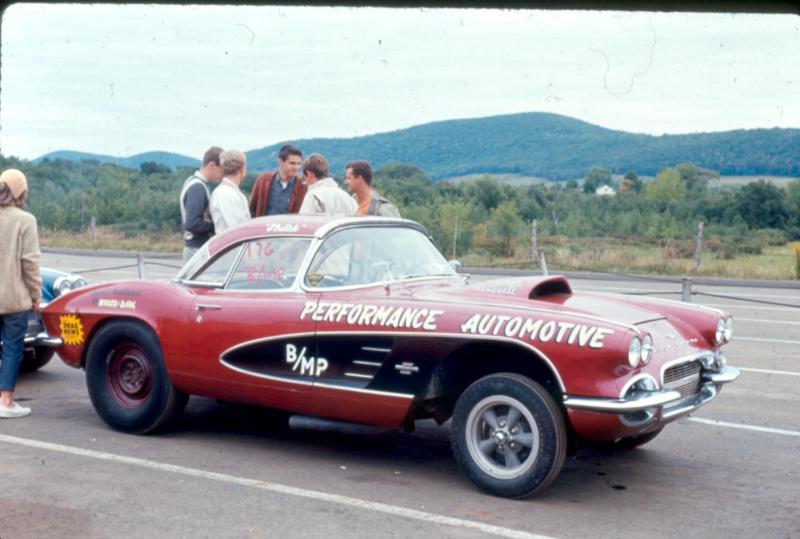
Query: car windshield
305 225 456 288
176 244 211 281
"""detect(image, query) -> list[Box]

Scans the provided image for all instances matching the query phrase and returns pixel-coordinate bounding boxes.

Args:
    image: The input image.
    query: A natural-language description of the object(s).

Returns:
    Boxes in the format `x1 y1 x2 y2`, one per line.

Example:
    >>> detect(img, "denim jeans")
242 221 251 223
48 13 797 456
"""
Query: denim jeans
0 311 29 391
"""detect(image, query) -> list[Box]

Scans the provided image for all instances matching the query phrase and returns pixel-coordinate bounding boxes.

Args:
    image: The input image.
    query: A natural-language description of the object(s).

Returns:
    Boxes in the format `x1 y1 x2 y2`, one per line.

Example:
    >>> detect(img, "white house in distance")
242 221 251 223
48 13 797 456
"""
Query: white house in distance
595 184 616 196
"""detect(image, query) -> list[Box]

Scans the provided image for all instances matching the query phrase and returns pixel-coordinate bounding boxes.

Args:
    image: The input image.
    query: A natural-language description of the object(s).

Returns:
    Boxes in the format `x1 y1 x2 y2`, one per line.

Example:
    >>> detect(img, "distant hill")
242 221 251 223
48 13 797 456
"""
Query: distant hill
36 113 799 180
35 150 199 170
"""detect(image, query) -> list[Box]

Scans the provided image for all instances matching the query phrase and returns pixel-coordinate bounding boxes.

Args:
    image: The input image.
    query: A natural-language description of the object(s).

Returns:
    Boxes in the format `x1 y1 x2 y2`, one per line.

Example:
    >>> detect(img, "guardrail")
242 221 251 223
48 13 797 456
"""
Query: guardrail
42 247 800 309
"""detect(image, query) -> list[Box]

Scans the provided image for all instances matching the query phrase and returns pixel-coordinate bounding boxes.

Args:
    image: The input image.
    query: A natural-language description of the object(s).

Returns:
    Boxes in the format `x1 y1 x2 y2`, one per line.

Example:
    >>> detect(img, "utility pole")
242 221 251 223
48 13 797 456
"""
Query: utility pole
452 215 459 260
694 221 704 271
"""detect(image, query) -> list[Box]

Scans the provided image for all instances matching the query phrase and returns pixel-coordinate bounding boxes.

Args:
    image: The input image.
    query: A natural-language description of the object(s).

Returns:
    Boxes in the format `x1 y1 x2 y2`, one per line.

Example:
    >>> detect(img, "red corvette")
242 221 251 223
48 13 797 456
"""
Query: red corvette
41 215 739 497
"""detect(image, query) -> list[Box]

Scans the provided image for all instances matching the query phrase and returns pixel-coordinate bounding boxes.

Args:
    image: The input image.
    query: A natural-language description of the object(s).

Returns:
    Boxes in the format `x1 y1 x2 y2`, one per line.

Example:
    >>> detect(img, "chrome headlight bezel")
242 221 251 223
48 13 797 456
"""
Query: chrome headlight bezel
640 334 654 365
628 337 642 368
724 317 734 342
715 318 725 345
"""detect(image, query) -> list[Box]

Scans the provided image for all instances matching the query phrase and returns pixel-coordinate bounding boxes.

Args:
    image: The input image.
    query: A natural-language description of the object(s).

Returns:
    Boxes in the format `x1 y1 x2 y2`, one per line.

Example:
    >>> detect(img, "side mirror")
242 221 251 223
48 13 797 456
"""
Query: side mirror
448 260 462 271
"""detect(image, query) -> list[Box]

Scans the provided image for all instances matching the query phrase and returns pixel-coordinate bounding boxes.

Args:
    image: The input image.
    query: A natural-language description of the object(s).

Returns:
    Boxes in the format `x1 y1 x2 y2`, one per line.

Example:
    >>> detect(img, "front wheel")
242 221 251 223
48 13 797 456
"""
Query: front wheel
451 373 567 498
85 320 187 434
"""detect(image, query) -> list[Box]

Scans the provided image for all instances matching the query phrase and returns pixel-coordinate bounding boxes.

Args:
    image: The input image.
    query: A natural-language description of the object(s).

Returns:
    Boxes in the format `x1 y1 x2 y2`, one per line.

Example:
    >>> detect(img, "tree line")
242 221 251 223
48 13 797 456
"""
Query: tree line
2 154 798 261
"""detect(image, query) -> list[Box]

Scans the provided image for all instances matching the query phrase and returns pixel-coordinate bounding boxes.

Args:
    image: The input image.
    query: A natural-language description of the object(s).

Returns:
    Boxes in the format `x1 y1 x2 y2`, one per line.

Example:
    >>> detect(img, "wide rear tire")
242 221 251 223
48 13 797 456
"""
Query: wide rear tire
451 373 567 498
85 320 187 434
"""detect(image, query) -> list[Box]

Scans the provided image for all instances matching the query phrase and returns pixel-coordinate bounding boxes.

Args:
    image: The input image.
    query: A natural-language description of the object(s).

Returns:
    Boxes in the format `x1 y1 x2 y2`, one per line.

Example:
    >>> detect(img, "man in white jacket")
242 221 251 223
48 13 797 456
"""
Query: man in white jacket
299 153 357 215
210 150 251 233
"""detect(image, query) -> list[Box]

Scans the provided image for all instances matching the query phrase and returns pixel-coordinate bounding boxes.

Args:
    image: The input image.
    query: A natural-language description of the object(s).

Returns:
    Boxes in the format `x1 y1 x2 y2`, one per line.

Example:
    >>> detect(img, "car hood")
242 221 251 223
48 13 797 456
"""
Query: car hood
405 275 669 327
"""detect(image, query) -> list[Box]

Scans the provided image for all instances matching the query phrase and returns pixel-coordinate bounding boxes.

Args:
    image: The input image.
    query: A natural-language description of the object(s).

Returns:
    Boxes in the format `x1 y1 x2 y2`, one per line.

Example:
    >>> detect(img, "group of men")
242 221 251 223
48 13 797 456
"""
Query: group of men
179 145 400 261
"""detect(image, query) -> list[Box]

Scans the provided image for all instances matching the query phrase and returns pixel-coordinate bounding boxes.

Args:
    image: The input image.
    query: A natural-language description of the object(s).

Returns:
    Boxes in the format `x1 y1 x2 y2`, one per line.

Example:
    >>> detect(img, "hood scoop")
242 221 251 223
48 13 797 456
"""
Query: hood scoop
529 276 572 298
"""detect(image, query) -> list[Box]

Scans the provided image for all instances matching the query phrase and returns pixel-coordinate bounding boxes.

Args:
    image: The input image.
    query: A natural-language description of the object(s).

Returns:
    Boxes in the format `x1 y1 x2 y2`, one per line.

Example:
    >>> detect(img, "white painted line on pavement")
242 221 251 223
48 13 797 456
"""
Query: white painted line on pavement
736 318 800 326
687 417 800 437
0 434 555 539
739 367 800 377
736 336 800 345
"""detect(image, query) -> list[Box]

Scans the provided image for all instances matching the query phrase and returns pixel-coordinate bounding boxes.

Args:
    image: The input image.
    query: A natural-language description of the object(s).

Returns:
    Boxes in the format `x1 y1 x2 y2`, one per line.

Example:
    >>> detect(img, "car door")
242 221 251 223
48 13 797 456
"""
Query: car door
298 226 430 426
186 236 321 412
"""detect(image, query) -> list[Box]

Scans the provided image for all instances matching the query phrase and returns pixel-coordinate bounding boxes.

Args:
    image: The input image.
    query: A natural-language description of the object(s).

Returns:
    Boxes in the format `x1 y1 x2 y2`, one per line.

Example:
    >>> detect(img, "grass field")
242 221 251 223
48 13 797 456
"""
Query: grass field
462 239 800 280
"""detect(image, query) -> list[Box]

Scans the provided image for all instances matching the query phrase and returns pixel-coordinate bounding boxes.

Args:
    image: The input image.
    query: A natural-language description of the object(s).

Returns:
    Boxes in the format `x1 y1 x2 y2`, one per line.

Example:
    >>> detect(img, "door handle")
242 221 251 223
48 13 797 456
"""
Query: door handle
195 304 223 311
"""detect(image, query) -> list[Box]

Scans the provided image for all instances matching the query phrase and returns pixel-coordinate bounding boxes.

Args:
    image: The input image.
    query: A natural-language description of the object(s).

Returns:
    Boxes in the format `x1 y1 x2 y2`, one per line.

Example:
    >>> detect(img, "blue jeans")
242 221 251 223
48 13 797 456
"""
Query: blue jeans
0 311 28 391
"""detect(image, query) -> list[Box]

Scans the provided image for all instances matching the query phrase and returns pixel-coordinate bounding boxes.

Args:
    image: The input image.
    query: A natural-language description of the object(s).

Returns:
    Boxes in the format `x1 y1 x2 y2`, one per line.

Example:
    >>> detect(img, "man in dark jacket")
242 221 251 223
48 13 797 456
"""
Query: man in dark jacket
249 144 307 217
180 146 223 261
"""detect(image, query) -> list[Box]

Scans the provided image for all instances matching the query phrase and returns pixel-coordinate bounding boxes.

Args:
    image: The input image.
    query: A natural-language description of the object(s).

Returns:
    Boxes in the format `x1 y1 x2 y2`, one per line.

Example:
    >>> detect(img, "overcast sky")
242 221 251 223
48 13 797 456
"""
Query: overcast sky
1 4 797 160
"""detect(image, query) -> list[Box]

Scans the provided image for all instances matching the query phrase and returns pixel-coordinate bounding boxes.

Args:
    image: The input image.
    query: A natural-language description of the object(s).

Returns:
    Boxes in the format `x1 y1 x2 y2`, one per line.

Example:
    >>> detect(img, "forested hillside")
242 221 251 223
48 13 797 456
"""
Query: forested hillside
36 150 200 170
3 153 798 272
34 113 799 180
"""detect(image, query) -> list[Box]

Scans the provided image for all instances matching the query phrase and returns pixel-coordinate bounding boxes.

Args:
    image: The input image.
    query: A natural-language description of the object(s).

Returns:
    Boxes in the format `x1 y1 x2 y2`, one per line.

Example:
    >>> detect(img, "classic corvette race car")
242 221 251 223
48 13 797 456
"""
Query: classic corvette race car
0 268 86 372
41 215 739 497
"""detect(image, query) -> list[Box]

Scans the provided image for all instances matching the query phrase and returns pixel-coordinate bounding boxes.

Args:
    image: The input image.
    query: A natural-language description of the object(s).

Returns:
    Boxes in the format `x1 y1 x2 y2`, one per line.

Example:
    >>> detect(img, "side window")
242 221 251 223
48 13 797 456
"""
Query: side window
190 245 242 286
226 237 311 290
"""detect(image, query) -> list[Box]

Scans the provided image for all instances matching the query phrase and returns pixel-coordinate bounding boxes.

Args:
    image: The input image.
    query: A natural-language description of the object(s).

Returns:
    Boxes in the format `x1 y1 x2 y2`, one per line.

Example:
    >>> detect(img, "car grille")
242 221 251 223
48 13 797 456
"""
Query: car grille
663 359 702 399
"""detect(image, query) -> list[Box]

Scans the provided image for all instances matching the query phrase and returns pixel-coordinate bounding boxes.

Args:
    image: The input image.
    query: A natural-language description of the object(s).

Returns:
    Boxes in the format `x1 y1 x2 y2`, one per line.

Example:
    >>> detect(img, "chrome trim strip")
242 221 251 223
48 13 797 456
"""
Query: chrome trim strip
314 381 414 400
563 390 683 412
344 372 374 380
361 347 391 353
395 364 420 373
619 373 659 397
662 385 718 420
353 360 383 367
219 358 313 387
703 365 740 384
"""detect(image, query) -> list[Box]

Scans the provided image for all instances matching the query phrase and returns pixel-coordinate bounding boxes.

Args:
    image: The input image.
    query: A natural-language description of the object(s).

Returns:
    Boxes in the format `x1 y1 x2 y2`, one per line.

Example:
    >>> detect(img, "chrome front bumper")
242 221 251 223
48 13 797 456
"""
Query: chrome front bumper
562 365 741 417
23 331 63 348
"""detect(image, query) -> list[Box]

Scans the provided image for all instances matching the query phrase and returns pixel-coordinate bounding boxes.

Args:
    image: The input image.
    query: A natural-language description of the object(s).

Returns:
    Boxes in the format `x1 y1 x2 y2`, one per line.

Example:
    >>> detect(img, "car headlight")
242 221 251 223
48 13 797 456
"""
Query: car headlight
724 317 734 342
641 334 654 365
54 276 73 296
628 337 642 368
715 318 725 345
54 275 88 297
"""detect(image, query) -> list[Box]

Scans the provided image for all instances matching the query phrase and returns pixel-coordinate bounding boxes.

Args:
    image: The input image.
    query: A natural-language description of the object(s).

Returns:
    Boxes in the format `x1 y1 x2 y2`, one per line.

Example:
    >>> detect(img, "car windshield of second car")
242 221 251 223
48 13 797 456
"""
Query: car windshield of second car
304 226 455 288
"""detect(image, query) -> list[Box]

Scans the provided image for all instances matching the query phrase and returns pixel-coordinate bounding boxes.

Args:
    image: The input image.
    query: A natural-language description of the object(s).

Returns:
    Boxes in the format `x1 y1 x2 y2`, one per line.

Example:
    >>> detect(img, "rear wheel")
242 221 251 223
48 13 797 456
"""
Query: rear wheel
451 373 567 498
20 346 55 372
85 321 187 434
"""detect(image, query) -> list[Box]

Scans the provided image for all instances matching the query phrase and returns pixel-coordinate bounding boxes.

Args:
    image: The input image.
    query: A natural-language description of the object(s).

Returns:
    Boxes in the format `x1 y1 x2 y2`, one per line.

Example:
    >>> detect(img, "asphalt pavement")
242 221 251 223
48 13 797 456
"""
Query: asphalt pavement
1 251 797 539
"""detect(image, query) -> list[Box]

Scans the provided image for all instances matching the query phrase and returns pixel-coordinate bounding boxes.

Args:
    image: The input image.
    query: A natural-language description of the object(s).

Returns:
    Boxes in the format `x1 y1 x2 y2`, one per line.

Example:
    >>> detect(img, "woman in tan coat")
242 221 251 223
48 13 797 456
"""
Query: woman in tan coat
0 169 41 418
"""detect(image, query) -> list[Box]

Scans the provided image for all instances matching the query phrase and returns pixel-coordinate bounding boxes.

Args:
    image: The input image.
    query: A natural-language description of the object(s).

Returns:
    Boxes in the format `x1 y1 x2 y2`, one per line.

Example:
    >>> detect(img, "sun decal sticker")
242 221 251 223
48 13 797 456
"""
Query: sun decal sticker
59 314 85 346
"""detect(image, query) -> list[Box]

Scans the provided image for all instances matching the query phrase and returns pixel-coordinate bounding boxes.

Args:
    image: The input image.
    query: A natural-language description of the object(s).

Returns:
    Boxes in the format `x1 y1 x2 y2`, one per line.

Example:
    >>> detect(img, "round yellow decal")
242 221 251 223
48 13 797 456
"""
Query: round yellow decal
59 314 85 346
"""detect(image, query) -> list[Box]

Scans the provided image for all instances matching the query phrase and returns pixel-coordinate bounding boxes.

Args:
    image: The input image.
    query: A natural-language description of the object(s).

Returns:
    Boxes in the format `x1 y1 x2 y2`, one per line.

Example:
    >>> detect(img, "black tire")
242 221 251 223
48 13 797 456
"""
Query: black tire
85 320 188 434
451 373 567 498
610 428 663 450
20 346 56 372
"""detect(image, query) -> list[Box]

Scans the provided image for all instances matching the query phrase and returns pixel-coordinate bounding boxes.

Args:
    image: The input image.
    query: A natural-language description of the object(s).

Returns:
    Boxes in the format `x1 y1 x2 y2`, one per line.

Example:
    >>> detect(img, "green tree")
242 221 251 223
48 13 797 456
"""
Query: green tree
644 167 686 206
618 170 642 193
488 201 524 256
676 162 718 191
736 180 791 230
582 166 612 193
